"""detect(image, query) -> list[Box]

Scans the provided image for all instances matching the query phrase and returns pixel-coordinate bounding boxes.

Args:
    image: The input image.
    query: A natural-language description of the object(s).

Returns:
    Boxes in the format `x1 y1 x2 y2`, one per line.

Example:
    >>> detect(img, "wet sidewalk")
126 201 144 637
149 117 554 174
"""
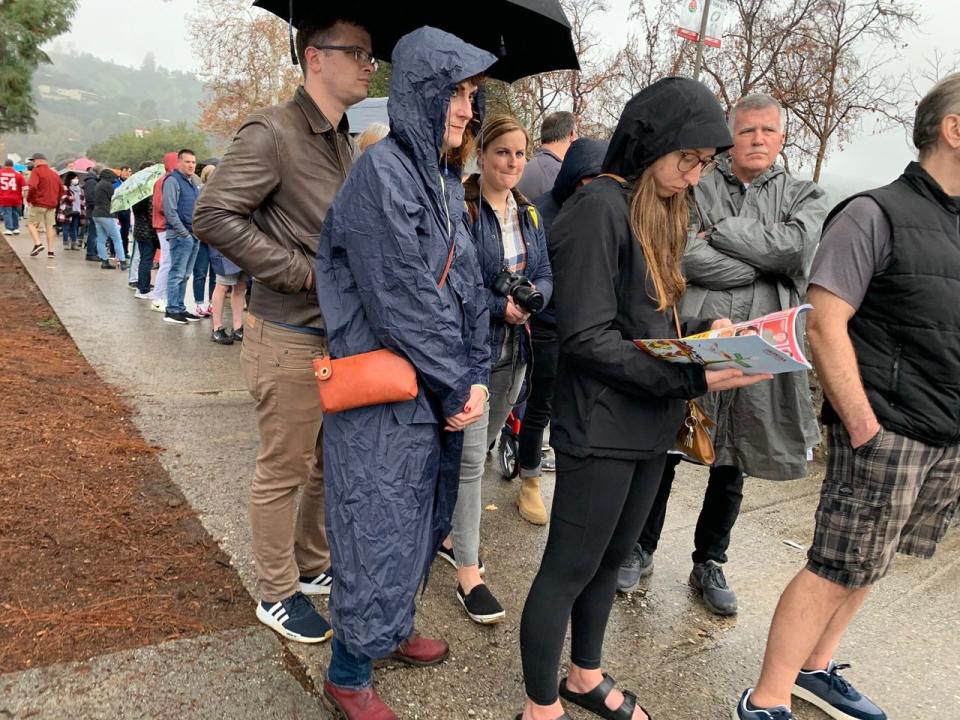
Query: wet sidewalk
3 236 958 719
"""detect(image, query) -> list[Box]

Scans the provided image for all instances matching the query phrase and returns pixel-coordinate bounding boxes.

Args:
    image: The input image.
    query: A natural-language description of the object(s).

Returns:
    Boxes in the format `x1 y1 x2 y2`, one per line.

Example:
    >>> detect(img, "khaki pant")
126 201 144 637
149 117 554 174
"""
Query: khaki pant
241 314 329 601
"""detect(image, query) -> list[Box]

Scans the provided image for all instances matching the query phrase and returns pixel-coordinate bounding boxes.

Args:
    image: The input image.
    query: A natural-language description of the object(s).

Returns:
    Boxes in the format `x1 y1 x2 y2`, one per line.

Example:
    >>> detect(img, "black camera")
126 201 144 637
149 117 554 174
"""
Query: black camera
492 269 545 314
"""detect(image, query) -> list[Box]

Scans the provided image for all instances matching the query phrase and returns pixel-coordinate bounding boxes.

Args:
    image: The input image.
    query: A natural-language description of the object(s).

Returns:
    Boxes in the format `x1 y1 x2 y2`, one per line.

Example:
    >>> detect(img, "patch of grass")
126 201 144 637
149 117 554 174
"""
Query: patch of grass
37 315 63 332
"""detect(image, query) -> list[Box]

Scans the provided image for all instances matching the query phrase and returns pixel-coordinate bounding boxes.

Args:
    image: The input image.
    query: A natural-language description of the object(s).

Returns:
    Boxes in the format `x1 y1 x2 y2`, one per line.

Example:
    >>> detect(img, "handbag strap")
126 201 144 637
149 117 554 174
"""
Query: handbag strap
672 307 683 338
597 172 627 186
438 239 455 289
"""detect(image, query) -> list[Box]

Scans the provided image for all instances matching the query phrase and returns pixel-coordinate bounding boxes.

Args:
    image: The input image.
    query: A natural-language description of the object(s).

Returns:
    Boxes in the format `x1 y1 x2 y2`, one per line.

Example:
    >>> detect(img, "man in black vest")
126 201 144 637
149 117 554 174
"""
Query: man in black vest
735 74 960 720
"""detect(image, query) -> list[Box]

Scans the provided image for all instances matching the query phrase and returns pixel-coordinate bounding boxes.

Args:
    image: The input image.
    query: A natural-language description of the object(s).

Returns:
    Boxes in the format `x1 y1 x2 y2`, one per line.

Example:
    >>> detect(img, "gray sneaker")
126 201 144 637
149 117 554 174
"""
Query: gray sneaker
690 560 737 615
616 544 654 593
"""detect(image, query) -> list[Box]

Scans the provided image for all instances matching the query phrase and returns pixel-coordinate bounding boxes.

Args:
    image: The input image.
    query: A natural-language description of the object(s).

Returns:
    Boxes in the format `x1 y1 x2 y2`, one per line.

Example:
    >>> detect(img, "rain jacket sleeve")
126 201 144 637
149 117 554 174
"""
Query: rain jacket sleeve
706 181 829 281
683 230 761 289
553 188 706 400
461 239 492 389
336 166 481 419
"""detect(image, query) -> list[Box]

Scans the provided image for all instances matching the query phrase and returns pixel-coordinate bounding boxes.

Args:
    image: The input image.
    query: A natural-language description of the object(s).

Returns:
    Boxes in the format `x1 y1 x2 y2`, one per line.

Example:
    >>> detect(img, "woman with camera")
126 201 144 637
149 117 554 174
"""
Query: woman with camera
438 115 553 625
515 78 771 720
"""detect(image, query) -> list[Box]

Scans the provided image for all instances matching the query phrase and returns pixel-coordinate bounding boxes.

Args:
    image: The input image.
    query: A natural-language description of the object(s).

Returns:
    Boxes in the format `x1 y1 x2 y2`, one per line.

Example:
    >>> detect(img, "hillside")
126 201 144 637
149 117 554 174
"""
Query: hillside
0 51 205 164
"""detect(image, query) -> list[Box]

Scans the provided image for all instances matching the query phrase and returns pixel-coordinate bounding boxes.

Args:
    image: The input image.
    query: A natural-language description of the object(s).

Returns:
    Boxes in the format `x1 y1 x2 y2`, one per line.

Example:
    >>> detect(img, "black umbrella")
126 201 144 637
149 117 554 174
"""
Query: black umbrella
251 0 579 82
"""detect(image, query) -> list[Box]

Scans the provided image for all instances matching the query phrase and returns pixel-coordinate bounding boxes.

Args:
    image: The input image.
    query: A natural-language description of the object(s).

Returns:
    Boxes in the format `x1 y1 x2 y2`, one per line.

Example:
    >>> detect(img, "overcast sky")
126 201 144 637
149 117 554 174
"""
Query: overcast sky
50 0 959 187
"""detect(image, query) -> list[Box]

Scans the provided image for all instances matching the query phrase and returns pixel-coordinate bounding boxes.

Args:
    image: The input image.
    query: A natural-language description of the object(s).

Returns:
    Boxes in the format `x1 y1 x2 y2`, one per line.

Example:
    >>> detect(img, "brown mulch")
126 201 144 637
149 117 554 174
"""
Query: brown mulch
0 242 252 673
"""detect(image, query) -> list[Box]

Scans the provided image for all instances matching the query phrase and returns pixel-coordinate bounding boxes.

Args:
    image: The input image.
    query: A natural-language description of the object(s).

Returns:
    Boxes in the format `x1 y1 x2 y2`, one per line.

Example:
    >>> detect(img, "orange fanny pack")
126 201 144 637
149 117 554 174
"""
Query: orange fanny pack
313 349 418 414
312 236 456 414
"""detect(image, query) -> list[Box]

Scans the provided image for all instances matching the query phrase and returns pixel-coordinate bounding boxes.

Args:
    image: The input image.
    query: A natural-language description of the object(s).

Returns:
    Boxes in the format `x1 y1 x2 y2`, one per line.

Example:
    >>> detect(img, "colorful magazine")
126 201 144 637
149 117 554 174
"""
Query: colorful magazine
634 305 812 375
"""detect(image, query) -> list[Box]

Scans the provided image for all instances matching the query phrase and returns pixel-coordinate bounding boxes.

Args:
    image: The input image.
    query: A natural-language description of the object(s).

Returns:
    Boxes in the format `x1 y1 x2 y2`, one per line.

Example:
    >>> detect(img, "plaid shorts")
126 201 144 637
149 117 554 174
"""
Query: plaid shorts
806 423 960 587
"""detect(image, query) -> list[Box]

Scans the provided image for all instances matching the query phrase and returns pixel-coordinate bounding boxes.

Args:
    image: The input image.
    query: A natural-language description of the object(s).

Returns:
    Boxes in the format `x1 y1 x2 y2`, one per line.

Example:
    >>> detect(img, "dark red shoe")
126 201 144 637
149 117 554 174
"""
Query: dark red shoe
388 632 449 666
322 681 398 720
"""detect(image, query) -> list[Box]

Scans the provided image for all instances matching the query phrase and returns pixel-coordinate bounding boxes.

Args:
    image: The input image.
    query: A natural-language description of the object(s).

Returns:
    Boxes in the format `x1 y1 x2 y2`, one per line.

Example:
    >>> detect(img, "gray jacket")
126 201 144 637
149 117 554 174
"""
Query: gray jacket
681 156 829 479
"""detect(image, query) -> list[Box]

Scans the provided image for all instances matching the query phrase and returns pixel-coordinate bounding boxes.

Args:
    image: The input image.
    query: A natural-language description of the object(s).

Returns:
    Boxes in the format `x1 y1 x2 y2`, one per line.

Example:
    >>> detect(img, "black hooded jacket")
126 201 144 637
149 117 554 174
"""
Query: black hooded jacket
535 138 609 235
548 77 732 459
91 168 118 218
533 138 608 329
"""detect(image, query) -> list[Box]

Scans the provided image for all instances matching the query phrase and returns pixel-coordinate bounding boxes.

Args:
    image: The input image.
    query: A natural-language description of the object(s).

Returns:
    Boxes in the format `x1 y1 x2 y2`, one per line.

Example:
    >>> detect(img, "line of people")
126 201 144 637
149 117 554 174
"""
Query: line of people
189 16 960 720
10 151 247 345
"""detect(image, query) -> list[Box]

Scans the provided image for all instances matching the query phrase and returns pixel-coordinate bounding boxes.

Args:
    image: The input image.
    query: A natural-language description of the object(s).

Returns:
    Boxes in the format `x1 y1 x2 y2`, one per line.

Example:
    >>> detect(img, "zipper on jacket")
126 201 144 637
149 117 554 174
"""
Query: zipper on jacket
889 343 902 406
438 173 452 239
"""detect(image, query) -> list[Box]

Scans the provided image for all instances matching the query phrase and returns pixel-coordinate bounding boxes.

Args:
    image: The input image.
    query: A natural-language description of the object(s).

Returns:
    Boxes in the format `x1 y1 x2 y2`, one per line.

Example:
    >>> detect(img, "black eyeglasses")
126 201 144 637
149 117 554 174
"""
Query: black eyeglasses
312 45 379 70
677 150 717 175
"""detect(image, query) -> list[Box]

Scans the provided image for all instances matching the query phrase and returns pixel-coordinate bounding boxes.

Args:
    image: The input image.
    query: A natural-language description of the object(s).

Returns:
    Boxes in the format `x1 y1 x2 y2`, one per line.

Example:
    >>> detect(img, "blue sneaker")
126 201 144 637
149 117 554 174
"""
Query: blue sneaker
733 689 795 719
793 661 886 720
255 591 333 644
299 569 334 596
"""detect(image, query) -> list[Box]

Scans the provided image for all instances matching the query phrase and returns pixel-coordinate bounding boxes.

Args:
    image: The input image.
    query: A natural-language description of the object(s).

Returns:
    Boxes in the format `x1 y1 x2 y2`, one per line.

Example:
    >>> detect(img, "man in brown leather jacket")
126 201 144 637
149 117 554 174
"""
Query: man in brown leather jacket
194 16 373 644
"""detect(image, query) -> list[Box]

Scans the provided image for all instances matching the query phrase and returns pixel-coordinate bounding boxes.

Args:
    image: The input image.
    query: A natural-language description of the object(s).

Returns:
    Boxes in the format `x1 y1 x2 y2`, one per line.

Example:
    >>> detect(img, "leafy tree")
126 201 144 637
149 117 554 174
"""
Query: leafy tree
86 122 210 168
0 0 79 133
368 63 391 98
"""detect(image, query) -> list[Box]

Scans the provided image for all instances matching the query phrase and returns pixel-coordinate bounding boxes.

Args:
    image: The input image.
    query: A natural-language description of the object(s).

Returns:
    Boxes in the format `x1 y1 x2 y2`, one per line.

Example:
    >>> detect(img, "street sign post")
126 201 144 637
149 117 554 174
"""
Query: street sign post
677 0 725 80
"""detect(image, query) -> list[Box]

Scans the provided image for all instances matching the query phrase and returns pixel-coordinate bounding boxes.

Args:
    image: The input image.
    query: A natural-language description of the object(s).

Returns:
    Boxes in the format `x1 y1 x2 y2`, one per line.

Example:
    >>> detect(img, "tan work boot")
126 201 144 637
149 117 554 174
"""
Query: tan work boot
517 476 548 525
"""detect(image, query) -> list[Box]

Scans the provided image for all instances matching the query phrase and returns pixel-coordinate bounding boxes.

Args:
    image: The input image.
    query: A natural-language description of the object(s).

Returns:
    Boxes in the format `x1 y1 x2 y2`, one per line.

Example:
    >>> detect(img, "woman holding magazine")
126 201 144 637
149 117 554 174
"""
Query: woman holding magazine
516 77 772 720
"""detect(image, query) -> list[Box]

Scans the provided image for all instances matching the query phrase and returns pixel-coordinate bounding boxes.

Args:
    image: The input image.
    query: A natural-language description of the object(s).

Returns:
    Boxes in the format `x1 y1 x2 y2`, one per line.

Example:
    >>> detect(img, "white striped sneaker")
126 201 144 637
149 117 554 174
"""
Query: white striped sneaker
299 570 334 595
255 591 332 643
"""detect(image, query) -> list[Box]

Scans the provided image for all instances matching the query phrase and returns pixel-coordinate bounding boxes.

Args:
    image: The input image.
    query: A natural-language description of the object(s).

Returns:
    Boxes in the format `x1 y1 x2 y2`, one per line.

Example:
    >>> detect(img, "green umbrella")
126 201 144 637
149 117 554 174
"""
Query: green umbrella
110 163 165 213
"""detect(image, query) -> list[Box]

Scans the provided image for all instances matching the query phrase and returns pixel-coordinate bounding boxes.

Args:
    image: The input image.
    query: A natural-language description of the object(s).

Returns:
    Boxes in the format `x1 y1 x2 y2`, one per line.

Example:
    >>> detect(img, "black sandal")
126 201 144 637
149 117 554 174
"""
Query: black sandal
559 673 652 720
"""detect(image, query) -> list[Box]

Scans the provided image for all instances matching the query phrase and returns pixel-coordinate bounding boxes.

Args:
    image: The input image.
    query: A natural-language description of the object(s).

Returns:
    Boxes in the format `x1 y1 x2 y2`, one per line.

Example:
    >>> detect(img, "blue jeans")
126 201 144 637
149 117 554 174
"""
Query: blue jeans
94 217 126 262
166 233 199 315
1 205 19 231
192 241 214 305
327 638 373 690
63 213 81 245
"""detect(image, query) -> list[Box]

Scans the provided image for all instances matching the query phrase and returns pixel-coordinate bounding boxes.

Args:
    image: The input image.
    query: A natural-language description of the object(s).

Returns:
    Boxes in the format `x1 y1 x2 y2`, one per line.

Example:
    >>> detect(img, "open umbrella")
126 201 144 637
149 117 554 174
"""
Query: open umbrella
251 0 579 82
111 163 164 213
73 157 95 172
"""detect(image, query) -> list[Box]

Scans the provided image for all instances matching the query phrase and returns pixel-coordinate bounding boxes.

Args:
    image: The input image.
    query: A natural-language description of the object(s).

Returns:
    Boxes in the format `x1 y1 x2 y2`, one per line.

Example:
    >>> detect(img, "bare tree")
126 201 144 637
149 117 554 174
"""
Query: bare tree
772 0 920 181
697 0 818 109
187 0 301 140
509 0 620 139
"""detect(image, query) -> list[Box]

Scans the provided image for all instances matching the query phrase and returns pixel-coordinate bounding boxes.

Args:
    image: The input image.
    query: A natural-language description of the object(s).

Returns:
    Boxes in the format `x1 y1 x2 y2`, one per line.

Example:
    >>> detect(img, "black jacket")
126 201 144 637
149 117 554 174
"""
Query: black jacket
82 172 98 210
549 77 731 459
823 162 960 445
533 137 608 329
91 169 118 218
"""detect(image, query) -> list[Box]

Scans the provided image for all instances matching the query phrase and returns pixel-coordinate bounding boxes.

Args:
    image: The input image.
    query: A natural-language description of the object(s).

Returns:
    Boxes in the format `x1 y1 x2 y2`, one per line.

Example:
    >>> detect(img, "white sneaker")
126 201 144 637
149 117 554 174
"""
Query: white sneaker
134 291 152 300
13 229 20 235
2 230 11 236
151 299 166 313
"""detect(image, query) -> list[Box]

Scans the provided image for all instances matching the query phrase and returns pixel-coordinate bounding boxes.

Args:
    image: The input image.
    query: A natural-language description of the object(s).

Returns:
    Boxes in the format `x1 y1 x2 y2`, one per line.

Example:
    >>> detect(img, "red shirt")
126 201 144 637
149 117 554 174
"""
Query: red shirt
0 167 26 207
26 164 62 209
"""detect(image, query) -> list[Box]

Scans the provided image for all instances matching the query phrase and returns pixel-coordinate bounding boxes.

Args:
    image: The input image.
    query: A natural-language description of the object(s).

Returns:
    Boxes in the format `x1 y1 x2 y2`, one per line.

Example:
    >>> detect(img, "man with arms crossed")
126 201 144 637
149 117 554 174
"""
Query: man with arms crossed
194 16 372 643
735 74 960 720
619 94 828 616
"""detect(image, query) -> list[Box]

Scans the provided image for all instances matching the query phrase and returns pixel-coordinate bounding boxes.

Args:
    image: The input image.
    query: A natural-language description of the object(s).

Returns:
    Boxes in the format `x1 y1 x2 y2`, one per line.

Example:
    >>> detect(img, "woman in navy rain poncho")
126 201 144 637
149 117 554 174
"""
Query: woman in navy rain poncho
315 26 496 718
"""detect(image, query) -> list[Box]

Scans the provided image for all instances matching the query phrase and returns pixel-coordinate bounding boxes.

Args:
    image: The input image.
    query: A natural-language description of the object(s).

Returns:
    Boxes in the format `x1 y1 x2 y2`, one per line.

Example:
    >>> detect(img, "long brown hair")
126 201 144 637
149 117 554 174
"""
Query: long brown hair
628 167 689 311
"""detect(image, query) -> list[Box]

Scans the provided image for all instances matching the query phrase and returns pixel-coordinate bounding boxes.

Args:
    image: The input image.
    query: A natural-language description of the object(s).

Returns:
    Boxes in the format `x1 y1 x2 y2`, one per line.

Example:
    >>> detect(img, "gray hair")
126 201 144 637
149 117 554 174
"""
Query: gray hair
728 94 785 133
914 72 960 159
540 111 576 144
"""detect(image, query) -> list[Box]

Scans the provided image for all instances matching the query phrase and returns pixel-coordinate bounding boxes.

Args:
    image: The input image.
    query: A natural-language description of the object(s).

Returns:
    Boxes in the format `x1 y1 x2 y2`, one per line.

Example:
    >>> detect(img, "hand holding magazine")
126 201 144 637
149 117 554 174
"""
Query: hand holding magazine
635 305 812 375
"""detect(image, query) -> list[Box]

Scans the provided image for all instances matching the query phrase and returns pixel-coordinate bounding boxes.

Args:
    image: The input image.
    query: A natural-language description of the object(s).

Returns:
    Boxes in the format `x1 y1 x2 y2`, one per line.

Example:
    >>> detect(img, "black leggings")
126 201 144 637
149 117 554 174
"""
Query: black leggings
519 451 667 704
